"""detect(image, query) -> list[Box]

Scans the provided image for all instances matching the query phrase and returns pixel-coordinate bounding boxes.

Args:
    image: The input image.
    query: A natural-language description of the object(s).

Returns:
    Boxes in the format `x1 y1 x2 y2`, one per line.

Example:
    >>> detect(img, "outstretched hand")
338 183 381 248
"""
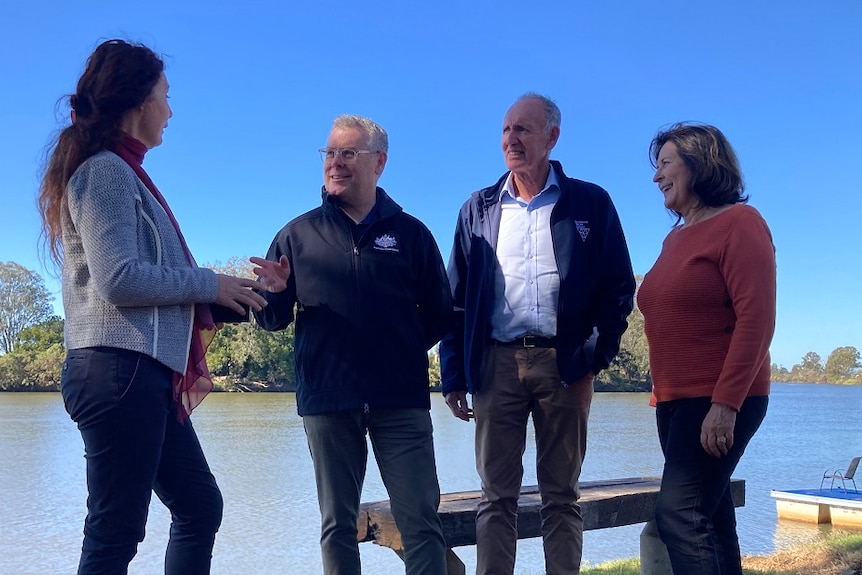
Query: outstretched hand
250 255 291 293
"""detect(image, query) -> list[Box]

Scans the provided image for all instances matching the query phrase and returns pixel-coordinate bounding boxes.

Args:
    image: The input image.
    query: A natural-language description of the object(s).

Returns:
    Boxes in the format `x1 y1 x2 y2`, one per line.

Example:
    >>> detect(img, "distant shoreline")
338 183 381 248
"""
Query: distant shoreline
4 379 859 393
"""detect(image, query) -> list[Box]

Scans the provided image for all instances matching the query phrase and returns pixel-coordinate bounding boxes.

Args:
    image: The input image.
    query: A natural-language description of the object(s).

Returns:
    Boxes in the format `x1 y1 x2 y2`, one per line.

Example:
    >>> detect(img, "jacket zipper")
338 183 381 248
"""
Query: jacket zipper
345 215 370 414
352 214 391 416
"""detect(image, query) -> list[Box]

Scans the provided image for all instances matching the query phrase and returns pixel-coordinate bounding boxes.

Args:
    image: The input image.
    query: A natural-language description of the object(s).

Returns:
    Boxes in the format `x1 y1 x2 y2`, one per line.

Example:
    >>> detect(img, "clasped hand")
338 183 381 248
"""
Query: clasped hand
214 274 268 315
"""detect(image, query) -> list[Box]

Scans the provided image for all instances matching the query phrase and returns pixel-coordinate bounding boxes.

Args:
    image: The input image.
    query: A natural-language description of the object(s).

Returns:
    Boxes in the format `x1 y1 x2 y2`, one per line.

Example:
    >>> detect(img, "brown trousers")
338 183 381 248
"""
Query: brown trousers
473 343 593 575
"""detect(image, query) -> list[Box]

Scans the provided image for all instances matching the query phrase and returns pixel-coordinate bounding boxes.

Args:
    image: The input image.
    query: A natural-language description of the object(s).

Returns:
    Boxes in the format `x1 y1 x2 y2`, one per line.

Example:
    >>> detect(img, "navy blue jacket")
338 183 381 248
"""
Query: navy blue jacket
255 189 453 416
439 161 635 395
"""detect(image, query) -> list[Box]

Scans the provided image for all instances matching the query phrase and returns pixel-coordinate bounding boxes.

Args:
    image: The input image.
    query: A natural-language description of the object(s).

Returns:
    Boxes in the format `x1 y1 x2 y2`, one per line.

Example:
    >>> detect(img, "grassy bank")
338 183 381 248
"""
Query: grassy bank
579 533 862 575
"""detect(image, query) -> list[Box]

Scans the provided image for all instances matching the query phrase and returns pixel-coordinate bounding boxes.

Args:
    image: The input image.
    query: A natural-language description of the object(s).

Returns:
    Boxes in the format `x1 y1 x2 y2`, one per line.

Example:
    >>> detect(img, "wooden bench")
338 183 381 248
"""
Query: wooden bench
357 476 745 574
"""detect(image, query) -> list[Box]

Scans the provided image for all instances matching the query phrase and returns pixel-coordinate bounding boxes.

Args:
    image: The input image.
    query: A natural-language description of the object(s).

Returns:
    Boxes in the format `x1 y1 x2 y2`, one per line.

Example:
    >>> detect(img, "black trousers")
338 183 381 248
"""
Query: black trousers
61 347 223 575
654 395 768 575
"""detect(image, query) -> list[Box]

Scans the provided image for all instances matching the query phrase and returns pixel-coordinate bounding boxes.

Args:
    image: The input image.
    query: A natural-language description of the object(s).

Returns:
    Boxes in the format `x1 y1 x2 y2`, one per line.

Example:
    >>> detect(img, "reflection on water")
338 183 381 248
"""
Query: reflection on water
772 520 840 551
0 384 859 574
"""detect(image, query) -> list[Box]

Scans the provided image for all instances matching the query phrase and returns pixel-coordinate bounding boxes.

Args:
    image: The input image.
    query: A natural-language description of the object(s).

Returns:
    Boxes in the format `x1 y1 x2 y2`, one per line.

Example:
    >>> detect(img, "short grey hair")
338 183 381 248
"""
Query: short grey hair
516 93 561 132
332 114 389 152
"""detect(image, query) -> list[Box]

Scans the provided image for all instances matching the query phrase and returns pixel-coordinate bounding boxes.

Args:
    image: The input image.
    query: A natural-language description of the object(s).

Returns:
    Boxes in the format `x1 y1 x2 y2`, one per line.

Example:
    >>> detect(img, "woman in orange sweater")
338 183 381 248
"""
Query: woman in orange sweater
638 123 776 575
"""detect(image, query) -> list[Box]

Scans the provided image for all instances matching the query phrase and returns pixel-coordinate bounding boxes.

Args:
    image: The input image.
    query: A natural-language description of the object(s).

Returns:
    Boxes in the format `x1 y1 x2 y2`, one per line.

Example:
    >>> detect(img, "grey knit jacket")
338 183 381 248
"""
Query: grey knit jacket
62 150 219 373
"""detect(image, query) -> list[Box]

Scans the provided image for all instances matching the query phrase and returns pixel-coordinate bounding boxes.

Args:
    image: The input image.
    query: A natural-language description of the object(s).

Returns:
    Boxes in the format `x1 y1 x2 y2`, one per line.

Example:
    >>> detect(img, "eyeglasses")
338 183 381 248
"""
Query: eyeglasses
318 148 377 164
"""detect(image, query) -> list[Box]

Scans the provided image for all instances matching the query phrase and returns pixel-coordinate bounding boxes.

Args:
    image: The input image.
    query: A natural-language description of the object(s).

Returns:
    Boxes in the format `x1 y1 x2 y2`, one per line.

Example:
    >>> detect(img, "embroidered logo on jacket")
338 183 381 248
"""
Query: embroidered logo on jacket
373 233 399 252
575 220 590 242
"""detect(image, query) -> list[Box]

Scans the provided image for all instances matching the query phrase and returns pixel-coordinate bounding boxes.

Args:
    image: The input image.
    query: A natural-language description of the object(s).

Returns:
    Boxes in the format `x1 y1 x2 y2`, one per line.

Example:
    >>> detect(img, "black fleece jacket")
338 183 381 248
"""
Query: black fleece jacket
255 188 453 416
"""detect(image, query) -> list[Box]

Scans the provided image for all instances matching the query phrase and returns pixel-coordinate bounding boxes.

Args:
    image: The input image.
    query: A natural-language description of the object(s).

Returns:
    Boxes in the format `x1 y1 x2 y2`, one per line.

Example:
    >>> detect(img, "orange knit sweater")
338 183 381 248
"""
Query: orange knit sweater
638 204 776 410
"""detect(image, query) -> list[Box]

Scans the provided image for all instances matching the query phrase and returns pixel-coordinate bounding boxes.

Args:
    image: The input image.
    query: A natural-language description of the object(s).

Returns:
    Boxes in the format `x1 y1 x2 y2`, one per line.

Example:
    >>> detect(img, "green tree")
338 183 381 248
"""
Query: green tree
209 322 262 379
599 275 651 391
207 255 255 280
428 345 441 389
789 351 825 383
800 351 823 372
247 324 295 386
824 346 861 383
0 352 28 390
16 316 64 353
0 261 54 354
205 257 257 382
0 317 66 391
770 363 790 382
23 343 65 390
204 257 295 389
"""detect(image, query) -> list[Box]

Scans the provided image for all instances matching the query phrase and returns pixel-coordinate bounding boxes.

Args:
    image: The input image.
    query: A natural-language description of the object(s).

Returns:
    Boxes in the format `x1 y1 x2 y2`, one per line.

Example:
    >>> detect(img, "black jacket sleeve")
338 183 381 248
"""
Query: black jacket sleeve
590 195 635 374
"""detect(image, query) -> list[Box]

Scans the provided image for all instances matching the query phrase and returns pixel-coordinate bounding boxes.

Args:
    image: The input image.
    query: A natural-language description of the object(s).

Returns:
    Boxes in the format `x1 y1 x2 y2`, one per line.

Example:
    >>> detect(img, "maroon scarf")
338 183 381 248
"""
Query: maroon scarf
113 133 215 421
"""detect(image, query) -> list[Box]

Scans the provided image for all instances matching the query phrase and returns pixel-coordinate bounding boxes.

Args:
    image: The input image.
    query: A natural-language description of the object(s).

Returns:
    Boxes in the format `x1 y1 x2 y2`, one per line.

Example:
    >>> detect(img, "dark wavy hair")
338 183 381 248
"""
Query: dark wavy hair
38 39 164 263
649 123 747 219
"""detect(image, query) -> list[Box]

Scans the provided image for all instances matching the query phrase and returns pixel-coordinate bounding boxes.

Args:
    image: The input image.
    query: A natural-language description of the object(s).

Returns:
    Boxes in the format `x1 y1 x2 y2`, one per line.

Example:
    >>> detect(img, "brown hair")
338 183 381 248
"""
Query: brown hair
38 39 164 263
649 122 747 211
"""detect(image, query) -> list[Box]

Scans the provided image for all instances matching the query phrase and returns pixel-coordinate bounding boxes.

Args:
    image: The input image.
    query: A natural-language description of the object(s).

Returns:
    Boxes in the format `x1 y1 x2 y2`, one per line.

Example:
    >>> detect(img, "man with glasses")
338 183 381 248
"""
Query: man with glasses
252 115 452 575
439 94 635 575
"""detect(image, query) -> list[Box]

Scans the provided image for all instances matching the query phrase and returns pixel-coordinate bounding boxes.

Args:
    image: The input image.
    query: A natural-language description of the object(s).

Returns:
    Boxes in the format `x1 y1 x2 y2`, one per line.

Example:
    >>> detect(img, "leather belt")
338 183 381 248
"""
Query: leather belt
494 335 556 348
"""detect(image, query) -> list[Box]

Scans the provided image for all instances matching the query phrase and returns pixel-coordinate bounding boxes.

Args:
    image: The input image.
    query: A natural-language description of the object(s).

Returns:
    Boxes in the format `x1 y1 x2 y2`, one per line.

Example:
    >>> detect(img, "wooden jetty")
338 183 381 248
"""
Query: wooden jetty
358 476 745 575
771 488 862 528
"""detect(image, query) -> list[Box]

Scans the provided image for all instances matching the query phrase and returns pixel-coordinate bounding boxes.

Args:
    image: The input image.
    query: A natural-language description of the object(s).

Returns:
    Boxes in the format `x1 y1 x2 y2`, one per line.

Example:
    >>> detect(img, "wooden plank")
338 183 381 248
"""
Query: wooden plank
358 476 745 550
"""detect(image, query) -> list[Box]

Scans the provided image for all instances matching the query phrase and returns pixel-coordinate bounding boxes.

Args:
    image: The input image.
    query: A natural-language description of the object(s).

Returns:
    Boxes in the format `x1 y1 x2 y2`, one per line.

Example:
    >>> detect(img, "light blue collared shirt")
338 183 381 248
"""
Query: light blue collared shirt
490 166 561 341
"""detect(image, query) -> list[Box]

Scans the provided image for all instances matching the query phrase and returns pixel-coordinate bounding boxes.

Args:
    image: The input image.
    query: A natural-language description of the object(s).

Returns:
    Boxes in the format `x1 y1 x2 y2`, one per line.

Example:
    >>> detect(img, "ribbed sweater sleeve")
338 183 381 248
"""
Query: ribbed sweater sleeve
638 205 776 410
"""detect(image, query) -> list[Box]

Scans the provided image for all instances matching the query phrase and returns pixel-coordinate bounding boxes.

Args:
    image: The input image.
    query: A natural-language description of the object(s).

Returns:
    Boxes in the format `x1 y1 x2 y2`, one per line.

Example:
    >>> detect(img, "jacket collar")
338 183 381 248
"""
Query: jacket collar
479 160 568 205
321 186 403 220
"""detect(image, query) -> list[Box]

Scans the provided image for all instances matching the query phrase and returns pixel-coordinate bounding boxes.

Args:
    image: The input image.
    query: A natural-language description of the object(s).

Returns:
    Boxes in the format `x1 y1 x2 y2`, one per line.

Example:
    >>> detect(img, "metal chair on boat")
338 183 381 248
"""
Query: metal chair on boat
820 456 860 493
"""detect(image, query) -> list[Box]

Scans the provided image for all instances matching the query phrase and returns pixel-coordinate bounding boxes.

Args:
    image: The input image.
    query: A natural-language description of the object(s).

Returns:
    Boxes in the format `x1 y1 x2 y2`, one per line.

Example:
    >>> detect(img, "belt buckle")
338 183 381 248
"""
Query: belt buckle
522 336 537 348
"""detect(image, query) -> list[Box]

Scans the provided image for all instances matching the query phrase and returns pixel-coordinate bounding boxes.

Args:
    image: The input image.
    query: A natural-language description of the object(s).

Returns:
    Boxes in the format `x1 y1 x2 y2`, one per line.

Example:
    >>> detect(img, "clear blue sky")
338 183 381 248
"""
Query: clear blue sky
2 1 859 369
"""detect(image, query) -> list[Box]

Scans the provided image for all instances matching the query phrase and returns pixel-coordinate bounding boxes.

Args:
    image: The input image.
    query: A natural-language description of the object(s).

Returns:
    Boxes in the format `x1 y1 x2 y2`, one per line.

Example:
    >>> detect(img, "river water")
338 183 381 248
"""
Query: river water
1 383 859 574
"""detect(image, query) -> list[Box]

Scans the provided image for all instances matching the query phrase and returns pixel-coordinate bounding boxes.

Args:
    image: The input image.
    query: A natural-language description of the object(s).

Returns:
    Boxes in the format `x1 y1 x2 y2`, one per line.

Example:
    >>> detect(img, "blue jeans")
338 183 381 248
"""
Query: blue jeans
655 395 768 575
61 347 223 575
303 408 447 575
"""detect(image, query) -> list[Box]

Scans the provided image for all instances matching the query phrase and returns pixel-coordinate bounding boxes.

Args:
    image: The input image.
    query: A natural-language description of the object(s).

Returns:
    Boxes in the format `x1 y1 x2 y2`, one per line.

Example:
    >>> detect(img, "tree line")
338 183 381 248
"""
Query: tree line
1 260 858 391
770 348 862 384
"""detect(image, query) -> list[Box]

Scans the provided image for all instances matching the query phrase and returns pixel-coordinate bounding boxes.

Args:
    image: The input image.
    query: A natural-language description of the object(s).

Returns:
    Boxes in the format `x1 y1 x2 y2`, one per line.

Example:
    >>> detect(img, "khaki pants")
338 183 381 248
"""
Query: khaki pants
473 343 593 575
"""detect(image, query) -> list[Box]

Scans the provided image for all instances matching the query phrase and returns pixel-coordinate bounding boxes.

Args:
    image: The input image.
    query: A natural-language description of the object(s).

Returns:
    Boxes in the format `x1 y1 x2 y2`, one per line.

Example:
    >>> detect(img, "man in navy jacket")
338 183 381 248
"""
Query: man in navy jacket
253 115 451 575
439 94 635 575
